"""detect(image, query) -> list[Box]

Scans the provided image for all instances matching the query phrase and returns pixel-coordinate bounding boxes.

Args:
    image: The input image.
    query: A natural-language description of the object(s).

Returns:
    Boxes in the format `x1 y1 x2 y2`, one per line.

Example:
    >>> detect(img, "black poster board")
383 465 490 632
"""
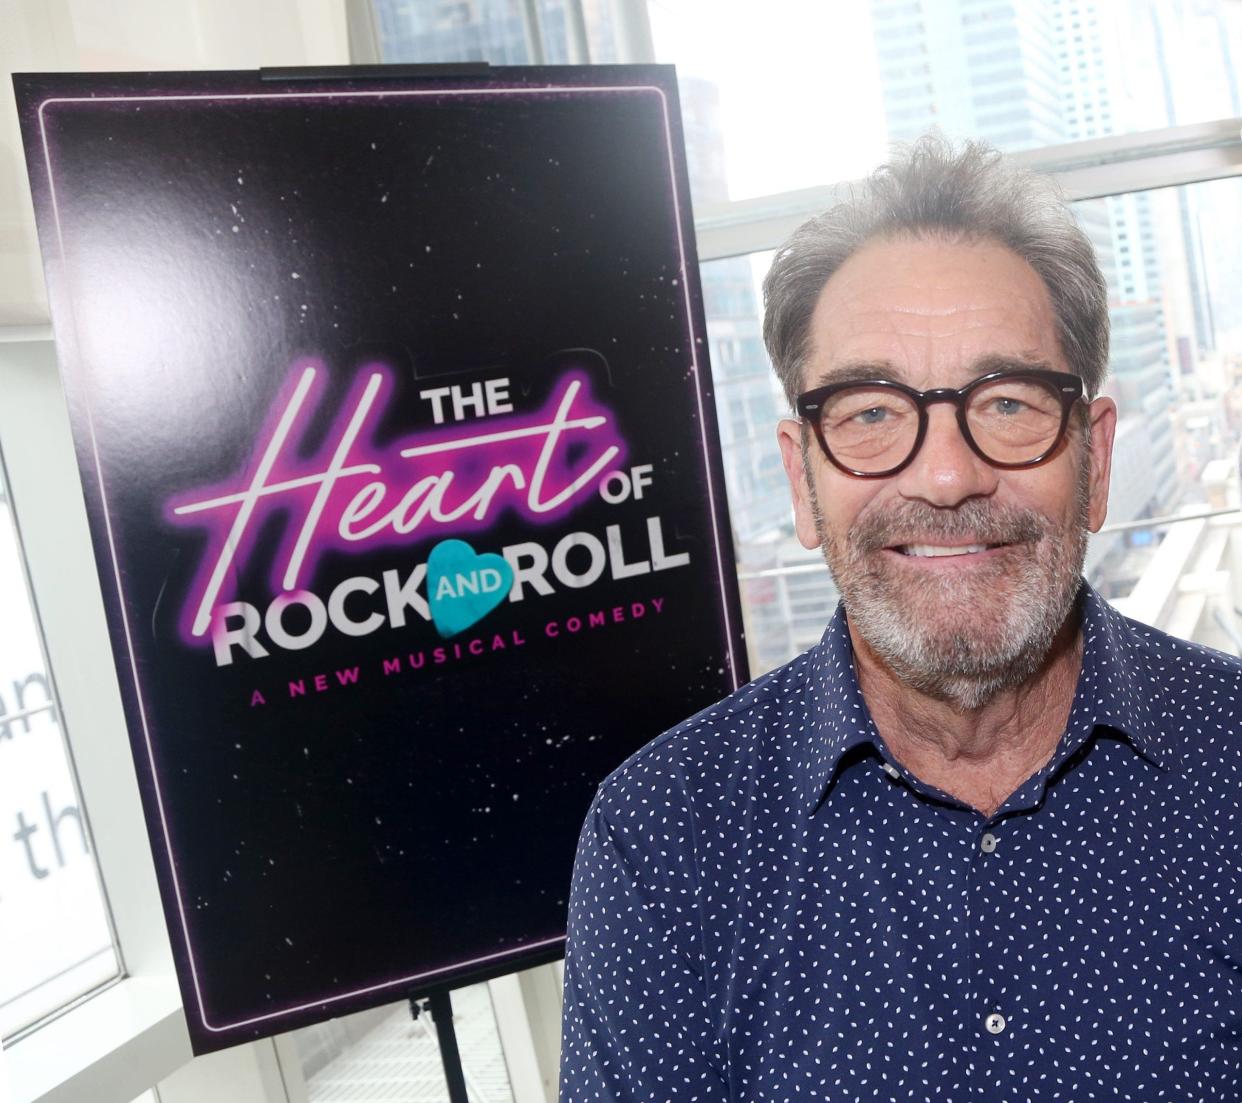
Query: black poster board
14 65 746 1053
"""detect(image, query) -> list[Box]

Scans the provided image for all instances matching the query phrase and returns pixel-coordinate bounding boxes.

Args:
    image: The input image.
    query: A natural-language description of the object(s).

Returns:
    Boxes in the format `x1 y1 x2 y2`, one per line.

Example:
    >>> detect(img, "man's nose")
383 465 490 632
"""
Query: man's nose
894 403 998 506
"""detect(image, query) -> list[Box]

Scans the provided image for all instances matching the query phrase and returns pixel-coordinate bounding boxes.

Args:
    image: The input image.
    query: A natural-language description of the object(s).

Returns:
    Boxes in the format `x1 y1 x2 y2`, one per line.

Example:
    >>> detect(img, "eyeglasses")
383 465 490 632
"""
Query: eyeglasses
796 368 1086 478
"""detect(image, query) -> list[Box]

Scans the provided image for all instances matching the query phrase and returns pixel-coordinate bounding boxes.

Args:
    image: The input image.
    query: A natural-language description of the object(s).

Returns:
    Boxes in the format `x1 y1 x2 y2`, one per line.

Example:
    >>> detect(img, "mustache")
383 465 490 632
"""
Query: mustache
847 499 1048 553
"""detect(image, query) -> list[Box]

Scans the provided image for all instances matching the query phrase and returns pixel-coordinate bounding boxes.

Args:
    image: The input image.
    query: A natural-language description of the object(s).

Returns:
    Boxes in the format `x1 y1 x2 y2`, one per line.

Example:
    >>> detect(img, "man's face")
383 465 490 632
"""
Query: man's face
776 235 1117 708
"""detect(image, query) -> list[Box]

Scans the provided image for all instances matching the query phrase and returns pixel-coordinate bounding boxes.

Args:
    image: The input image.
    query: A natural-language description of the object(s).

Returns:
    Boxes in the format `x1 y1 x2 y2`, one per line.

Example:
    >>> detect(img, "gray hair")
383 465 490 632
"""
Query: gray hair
761 133 1109 407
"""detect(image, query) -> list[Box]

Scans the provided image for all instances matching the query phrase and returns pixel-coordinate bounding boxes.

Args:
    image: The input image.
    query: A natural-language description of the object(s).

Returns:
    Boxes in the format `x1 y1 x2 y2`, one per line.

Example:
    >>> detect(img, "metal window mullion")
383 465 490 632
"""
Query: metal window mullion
345 0 382 64
694 182 856 262
1009 118 1242 177
737 508 1242 582
694 119 1242 262
519 0 547 65
608 0 656 63
564 0 592 64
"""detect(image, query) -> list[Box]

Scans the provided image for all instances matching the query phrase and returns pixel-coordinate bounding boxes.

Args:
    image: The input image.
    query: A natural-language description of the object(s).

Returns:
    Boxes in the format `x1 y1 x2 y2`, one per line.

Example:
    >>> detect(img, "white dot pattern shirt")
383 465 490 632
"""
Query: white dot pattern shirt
559 585 1242 1101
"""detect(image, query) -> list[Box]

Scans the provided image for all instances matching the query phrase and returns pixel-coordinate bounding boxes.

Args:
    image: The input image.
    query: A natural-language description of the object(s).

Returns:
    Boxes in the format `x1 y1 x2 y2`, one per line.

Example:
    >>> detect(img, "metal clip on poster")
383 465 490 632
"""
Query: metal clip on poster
259 63 493 82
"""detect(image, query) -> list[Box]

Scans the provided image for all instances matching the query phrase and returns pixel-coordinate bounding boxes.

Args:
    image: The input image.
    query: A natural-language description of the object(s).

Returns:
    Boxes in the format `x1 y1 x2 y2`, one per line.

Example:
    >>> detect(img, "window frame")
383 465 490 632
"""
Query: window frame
692 117 1242 264
0 433 125 1044
1 336 196 1103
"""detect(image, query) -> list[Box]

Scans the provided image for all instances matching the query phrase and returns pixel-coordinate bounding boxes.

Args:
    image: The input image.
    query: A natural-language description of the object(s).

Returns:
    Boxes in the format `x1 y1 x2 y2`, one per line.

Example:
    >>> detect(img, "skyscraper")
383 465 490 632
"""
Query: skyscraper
678 77 791 544
872 0 1066 150
871 0 1183 536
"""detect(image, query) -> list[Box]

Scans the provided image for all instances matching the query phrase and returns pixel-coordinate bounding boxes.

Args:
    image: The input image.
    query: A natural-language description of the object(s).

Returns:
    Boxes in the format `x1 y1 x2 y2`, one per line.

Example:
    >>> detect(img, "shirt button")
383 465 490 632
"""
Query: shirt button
985 1012 1006 1034
882 762 900 779
980 832 998 854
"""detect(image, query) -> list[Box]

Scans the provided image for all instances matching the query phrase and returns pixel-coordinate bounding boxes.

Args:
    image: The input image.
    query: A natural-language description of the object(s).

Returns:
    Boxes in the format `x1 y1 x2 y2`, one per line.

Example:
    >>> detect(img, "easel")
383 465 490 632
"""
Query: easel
406 956 565 1103
410 988 470 1103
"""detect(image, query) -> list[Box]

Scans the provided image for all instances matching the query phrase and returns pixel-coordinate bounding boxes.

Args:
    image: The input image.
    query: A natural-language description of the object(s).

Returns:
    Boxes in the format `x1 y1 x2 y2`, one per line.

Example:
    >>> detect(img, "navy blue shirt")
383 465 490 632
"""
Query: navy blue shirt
559 585 1242 1101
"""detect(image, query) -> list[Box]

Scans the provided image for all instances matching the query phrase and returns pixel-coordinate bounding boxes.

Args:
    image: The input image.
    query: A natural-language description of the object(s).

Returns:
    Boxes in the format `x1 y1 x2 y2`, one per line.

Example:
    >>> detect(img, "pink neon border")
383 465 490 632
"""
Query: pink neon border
37 81 740 1036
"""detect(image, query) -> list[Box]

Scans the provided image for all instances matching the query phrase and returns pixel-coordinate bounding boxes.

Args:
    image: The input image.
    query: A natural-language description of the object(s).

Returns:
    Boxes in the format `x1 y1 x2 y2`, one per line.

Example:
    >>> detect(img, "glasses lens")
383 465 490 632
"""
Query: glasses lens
965 376 1065 463
819 386 920 473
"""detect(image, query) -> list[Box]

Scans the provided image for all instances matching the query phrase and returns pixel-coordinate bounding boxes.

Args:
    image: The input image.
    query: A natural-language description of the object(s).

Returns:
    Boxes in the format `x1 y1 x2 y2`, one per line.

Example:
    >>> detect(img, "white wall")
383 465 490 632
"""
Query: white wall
1 0 351 327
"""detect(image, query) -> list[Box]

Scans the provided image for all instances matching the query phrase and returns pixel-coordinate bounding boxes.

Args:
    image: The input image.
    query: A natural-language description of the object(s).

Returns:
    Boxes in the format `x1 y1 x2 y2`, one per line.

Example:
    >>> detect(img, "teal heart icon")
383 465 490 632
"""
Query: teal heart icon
427 539 514 638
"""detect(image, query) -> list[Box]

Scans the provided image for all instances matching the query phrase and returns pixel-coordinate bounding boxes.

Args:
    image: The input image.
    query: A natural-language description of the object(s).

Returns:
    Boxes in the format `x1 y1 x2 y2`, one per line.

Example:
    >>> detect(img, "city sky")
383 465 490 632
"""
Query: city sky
648 0 890 199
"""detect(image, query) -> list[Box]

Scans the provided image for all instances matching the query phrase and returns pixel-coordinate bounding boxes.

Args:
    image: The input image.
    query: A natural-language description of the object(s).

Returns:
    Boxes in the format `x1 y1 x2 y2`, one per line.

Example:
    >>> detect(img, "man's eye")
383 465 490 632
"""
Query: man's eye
854 406 889 424
990 396 1027 416
825 392 910 430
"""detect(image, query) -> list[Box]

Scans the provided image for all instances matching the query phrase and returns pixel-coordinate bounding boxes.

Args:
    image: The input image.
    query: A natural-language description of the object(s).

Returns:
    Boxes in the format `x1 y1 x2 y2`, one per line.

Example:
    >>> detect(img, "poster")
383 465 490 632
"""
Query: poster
14 65 746 1053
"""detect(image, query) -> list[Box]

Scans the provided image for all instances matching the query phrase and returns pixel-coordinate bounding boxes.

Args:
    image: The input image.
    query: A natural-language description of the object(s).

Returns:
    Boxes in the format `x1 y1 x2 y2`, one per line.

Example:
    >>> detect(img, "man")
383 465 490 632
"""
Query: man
558 135 1242 1101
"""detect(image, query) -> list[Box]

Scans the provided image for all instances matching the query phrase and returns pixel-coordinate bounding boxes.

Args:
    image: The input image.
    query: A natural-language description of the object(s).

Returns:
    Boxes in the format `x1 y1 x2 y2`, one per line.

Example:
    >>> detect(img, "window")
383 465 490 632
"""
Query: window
0 457 121 1040
374 0 620 67
646 0 889 202
1082 178 1242 648
289 983 515 1099
374 0 537 64
647 0 1242 203
698 175 1242 677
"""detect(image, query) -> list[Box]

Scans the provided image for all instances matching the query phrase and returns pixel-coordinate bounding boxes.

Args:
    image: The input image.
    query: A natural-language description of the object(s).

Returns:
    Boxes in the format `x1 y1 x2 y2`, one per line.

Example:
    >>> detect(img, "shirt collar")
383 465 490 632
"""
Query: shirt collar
1069 583 1172 771
797 582 1171 812
796 602 881 812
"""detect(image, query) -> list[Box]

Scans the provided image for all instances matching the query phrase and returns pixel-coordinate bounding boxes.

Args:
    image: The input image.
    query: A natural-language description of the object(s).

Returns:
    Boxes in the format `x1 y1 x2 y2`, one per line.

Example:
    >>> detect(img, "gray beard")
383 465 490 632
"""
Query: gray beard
808 452 1090 711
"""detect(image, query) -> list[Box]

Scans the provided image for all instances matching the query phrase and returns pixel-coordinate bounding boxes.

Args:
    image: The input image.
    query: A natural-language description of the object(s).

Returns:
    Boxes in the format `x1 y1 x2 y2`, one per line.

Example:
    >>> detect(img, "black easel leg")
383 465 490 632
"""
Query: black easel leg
428 989 470 1103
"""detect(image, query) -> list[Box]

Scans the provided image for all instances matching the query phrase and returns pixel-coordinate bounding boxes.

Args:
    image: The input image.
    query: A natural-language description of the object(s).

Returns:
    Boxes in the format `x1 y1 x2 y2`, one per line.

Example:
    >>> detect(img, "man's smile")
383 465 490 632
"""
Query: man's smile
892 541 999 557
876 536 1028 567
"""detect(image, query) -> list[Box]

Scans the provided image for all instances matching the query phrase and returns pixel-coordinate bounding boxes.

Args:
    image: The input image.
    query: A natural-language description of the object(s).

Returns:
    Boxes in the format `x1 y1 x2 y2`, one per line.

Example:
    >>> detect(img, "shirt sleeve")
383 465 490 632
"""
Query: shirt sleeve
558 773 730 1102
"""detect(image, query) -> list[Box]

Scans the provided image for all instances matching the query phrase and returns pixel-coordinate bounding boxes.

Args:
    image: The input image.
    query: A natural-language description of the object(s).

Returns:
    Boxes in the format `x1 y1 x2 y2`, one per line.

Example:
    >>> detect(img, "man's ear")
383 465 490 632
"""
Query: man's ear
1084 396 1117 533
777 418 823 550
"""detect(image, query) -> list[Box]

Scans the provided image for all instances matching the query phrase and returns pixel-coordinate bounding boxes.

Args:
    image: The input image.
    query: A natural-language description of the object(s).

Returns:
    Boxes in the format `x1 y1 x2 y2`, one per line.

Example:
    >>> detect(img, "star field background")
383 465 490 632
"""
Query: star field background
15 66 746 1052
